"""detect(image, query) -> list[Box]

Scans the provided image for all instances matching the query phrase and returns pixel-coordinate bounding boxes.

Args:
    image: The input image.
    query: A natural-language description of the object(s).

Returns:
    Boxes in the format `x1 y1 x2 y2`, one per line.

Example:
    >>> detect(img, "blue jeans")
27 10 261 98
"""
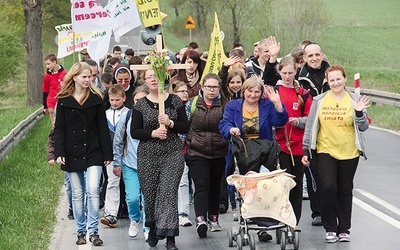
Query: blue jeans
122 166 148 231
67 165 102 235
64 172 72 210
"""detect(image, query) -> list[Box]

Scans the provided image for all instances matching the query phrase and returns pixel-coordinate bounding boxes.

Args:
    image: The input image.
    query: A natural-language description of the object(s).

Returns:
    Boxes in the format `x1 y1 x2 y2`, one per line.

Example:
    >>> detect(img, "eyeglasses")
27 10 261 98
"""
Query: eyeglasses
175 90 190 94
203 85 220 91
145 75 157 80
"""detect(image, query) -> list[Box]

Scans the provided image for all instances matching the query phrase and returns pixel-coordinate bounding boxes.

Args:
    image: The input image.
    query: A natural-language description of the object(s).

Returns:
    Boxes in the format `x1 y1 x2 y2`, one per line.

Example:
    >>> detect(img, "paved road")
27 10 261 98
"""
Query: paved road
49 127 400 249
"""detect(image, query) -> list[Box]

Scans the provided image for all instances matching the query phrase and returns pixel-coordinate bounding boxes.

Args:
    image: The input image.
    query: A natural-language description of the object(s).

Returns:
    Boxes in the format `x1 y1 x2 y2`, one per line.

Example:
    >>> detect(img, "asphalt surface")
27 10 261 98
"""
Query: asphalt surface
49 127 400 249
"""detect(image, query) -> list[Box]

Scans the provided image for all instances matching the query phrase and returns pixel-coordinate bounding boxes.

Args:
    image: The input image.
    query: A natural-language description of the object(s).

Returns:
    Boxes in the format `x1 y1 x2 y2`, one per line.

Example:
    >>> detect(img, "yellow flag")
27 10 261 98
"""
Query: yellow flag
201 12 227 82
135 0 162 27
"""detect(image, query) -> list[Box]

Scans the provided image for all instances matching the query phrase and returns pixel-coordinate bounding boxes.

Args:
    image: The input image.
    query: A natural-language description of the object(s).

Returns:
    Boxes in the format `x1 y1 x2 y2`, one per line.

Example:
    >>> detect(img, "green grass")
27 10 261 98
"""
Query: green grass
0 117 64 250
0 106 41 139
367 104 400 132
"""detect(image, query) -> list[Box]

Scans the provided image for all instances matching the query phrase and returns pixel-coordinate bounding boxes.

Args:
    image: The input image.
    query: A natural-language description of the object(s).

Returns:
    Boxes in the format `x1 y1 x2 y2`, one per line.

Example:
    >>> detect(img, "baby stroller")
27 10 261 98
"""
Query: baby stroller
226 136 300 250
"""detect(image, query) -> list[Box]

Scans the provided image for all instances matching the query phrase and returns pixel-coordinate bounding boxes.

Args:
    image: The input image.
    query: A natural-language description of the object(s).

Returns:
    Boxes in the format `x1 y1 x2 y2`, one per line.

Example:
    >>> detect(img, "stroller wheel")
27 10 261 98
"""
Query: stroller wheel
276 229 281 244
293 231 300 250
236 234 243 250
249 234 256 250
228 228 234 247
280 230 286 250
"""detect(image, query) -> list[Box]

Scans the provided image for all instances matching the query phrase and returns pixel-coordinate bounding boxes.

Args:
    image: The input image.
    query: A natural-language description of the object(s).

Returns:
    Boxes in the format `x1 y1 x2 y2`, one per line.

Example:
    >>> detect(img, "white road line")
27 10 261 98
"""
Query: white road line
353 197 400 230
354 189 400 216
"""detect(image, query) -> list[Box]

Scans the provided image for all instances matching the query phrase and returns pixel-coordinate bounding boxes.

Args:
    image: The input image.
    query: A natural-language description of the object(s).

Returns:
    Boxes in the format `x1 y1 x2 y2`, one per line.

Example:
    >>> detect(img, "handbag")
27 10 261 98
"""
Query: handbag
230 135 280 175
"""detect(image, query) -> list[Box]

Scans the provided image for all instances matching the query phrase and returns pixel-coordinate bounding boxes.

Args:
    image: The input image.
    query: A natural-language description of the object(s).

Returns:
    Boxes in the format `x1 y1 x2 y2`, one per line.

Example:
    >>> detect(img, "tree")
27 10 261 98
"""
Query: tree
272 0 332 54
22 0 43 107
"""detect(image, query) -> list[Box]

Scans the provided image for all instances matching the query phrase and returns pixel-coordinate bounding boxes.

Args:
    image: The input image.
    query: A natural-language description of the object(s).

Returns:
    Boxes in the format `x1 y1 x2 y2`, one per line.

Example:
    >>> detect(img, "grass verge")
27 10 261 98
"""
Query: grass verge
0 116 64 249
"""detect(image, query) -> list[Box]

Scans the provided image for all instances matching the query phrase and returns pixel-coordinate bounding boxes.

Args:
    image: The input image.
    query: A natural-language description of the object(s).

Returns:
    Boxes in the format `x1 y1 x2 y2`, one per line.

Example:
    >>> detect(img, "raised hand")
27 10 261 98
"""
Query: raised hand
266 36 281 59
224 56 242 67
354 95 371 111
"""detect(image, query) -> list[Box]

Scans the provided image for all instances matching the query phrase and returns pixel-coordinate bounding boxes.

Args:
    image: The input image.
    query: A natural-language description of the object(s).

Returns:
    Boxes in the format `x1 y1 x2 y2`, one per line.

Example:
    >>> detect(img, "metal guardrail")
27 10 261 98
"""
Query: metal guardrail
0 107 44 163
347 87 400 107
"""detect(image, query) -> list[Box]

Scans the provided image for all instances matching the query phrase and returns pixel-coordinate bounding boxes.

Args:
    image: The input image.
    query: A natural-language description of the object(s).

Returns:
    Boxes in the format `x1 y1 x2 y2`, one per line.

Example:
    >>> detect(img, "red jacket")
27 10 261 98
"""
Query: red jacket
42 66 67 109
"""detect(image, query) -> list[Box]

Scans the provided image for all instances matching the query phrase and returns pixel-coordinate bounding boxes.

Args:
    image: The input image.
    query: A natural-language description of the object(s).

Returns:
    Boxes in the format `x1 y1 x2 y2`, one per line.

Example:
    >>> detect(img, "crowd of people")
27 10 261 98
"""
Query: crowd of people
44 38 371 249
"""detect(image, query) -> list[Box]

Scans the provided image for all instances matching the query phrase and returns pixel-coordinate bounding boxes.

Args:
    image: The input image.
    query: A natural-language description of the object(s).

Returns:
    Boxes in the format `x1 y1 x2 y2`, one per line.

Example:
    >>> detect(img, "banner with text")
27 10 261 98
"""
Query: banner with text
70 0 116 33
55 23 94 58
201 12 227 82
135 0 162 27
105 0 141 43
87 28 113 62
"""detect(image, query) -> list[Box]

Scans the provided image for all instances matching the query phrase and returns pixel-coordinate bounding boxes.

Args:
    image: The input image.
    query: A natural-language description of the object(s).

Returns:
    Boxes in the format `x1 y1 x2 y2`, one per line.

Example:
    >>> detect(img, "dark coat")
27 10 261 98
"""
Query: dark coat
186 92 228 159
54 92 113 172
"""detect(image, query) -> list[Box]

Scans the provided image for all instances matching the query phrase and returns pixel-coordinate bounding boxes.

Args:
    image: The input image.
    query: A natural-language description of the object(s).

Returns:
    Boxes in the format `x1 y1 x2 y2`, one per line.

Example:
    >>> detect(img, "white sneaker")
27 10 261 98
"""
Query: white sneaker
128 221 139 238
143 229 149 242
209 221 221 232
179 215 192 227
338 233 351 242
325 232 338 243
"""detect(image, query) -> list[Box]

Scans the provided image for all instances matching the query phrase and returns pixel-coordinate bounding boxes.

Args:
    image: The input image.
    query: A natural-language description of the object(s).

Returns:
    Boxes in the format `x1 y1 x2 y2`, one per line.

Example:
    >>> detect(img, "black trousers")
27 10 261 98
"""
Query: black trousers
186 155 226 220
279 152 304 225
317 153 359 234
304 151 322 219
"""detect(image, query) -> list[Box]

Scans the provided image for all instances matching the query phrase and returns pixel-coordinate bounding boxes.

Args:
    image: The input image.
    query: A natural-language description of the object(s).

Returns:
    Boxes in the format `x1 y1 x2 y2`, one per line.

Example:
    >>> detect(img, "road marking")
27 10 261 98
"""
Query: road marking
354 189 400 216
353 197 400 230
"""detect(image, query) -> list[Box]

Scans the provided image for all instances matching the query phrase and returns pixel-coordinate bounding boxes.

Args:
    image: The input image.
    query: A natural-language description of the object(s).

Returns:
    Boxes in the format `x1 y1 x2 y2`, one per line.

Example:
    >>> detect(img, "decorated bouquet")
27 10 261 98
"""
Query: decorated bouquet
143 48 172 93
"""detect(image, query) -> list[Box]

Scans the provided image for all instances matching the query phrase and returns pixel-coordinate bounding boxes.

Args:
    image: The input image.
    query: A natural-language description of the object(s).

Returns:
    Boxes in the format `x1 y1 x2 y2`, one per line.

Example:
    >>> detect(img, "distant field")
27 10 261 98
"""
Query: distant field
320 0 400 92
162 0 400 92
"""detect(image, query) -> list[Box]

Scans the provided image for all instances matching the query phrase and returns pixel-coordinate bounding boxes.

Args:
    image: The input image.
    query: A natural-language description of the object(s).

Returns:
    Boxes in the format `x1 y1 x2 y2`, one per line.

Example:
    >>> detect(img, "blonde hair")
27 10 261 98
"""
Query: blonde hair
169 80 187 93
241 77 264 98
278 56 304 107
57 62 103 104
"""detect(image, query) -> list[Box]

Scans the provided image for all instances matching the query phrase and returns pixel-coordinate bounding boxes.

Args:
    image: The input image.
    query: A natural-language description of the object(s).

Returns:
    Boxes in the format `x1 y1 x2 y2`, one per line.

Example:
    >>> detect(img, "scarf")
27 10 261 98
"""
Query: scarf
186 70 199 87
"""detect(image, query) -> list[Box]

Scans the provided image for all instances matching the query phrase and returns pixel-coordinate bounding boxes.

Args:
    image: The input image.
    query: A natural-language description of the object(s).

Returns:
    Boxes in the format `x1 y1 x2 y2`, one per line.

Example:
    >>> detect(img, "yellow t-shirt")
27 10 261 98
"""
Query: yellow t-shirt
316 92 359 159
242 107 259 139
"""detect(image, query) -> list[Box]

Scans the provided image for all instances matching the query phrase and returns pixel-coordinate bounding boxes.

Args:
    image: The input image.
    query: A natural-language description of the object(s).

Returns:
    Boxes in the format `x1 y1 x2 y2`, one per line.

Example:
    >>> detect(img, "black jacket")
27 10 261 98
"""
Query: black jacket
54 92 113 172
297 61 331 97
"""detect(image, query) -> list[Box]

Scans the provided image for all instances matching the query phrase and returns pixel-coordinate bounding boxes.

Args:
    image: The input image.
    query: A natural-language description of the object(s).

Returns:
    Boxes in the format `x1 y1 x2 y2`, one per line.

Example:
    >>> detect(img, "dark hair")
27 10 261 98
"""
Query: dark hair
188 42 199 49
113 46 122 53
83 59 98 67
125 48 134 56
108 57 121 66
232 43 244 50
175 50 204 82
129 55 143 65
101 73 113 84
45 54 57 62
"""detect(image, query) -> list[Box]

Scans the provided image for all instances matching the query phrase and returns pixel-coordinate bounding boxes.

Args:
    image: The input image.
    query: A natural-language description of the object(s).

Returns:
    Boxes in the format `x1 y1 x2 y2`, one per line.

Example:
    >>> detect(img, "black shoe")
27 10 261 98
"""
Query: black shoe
76 232 86 245
89 232 103 246
312 216 322 226
258 230 272 242
165 242 179 250
147 229 159 247
67 209 74 220
218 204 227 214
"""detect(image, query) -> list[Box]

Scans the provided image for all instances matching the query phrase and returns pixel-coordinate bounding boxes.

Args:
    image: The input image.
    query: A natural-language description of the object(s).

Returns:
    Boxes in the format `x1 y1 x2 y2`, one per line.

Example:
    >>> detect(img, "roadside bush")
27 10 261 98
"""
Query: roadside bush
0 30 24 86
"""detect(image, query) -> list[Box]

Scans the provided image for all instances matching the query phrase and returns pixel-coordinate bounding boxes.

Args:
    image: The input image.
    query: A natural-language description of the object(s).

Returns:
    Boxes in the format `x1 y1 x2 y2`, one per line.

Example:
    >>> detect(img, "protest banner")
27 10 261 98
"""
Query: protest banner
55 23 93 58
201 12 227 82
105 0 141 42
135 0 162 27
70 0 116 33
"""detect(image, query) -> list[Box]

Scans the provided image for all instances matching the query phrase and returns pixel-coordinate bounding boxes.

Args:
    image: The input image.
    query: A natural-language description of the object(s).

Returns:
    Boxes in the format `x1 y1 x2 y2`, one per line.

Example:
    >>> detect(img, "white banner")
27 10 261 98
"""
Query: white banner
55 23 94 58
70 0 116 33
87 28 113 62
105 0 141 43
